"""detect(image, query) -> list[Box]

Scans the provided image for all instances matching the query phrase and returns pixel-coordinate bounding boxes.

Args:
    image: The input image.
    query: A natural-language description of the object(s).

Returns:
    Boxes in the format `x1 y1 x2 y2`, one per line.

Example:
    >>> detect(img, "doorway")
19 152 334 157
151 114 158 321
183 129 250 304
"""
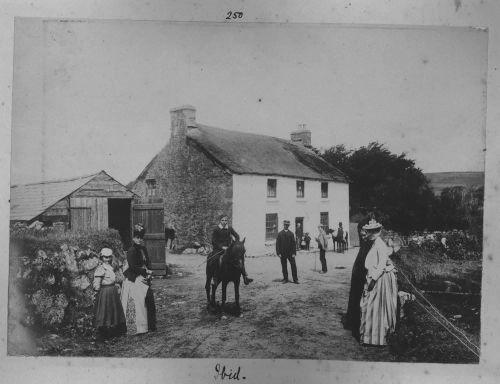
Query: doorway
295 217 304 249
108 199 132 248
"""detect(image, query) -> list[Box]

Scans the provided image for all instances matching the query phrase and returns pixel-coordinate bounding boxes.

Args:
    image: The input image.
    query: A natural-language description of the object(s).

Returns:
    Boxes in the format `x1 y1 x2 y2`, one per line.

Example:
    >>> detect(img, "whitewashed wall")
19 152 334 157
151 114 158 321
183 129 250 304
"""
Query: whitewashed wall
232 174 349 255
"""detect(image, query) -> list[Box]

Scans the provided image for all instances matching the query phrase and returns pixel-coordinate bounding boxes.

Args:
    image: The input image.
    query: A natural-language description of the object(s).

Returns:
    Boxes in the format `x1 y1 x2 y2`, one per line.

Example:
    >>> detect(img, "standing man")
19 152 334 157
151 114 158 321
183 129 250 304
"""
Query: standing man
316 225 328 273
276 220 299 284
336 222 345 253
164 223 176 250
211 214 253 285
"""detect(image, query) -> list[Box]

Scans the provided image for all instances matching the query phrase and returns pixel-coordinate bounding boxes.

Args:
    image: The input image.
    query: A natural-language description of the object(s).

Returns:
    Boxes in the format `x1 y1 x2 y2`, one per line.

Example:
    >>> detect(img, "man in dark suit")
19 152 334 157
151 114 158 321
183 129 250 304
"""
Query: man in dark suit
276 220 299 284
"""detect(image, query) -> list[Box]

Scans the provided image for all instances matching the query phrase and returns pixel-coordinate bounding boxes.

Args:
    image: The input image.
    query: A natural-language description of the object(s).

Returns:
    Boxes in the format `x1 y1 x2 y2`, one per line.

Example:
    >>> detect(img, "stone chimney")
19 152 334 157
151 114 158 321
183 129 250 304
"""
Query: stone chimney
170 105 196 140
290 124 312 148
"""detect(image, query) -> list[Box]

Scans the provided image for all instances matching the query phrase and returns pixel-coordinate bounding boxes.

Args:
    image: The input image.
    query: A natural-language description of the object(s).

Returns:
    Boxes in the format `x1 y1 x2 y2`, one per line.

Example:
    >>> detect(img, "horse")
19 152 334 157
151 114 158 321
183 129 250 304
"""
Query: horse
205 238 246 315
333 230 347 253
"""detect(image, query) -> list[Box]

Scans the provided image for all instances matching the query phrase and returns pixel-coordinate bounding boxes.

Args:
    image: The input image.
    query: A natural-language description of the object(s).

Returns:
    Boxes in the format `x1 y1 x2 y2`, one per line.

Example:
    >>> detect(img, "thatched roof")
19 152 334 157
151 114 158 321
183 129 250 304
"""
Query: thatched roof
187 124 349 182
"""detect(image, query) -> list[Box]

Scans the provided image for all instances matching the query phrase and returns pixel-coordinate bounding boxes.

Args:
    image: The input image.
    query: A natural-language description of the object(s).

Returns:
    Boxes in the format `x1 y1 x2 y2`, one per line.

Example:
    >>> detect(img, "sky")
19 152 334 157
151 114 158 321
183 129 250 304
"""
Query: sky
10 20 488 185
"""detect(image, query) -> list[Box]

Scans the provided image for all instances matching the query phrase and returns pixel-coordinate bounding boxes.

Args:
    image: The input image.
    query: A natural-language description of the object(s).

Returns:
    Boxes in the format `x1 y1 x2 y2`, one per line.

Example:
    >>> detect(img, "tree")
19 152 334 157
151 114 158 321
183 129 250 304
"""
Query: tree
321 145 352 173
321 142 436 234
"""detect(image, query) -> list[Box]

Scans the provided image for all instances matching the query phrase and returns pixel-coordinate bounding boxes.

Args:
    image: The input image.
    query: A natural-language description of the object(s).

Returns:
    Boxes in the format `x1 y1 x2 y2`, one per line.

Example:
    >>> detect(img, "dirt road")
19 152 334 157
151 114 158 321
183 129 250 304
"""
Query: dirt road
91 247 395 361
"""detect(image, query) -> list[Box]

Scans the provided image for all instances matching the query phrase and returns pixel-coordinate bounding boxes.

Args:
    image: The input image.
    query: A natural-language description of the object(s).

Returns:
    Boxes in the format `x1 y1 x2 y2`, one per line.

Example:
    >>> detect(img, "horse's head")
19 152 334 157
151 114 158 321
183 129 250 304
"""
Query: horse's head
227 238 246 270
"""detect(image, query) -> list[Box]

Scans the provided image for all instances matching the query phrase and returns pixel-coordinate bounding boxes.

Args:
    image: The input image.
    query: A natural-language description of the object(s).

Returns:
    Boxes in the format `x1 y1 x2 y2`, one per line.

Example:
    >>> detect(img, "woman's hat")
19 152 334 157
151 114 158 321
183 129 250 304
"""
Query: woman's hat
363 219 382 231
100 248 113 257
133 223 146 239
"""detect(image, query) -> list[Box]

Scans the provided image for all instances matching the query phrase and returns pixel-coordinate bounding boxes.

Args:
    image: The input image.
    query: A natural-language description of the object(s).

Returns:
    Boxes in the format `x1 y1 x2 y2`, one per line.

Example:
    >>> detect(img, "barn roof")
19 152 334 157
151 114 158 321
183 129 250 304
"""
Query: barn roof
10 170 132 222
187 124 349 182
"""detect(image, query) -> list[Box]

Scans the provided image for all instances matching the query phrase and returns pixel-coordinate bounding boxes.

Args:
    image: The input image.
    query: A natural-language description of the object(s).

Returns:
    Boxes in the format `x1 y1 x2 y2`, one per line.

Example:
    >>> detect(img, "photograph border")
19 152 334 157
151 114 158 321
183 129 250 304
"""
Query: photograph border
1 1 499 383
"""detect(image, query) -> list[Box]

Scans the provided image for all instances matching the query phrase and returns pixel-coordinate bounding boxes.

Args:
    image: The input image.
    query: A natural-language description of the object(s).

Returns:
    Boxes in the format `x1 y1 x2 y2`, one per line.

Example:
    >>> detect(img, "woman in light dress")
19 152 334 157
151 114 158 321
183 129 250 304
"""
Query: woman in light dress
93 248 127 341
359 219 398 346
121 224 157 335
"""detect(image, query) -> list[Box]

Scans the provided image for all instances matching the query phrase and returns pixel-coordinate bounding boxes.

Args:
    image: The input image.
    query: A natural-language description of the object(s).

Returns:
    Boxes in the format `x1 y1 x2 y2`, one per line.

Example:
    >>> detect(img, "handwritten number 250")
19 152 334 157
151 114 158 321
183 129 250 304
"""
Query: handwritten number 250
226 11 243 20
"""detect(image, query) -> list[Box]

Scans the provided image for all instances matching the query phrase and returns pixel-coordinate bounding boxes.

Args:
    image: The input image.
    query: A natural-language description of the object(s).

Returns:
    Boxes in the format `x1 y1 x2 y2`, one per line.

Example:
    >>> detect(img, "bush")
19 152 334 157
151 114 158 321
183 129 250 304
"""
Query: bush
406 230 481 261
9 226 126 337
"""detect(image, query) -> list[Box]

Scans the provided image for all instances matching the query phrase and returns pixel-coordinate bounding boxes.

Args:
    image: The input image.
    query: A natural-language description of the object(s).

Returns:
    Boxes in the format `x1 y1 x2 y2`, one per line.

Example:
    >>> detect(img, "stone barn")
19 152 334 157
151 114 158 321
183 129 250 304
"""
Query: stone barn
130 105 350 255
10 170 136 247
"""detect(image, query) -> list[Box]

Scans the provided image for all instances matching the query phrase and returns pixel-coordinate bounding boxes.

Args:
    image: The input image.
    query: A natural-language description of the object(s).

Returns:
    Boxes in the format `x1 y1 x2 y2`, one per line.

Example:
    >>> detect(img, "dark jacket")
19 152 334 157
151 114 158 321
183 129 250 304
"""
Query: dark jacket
165 227 175 240
212 225 240 252
124 243 151 282
276 230 296 257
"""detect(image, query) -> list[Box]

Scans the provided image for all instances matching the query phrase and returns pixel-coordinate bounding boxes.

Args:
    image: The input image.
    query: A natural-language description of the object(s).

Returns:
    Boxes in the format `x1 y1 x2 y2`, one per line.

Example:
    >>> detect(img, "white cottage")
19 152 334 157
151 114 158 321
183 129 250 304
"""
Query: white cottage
131 106 349 255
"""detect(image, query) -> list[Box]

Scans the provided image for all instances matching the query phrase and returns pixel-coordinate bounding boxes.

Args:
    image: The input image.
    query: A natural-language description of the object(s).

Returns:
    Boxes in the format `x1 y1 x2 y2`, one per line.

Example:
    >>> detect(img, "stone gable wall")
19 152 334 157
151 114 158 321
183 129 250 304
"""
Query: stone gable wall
132 120 233 249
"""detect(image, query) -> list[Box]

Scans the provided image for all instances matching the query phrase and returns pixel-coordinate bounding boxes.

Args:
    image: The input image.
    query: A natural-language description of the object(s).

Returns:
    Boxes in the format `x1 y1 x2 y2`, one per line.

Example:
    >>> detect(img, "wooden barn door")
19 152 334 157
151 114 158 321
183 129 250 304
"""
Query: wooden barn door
132 202 165 275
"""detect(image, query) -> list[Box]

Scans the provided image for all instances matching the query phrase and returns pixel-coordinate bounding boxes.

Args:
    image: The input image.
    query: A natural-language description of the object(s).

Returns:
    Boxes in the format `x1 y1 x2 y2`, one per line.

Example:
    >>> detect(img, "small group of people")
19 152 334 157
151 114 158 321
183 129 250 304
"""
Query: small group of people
93 223 156 341
295 223 312 251
275 220 335 281
93 213 398 348
344 218 398 346
327 222 348 253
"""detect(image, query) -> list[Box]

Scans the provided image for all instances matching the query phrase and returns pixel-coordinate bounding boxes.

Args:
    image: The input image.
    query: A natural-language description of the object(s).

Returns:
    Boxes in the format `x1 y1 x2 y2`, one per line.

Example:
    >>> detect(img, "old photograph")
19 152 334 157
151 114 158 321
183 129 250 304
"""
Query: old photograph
8 18 486 365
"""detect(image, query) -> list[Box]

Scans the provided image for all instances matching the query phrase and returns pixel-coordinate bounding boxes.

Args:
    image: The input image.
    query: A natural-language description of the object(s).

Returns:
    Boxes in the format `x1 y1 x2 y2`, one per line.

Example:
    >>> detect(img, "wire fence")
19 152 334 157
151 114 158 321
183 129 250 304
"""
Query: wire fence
397 268 480 358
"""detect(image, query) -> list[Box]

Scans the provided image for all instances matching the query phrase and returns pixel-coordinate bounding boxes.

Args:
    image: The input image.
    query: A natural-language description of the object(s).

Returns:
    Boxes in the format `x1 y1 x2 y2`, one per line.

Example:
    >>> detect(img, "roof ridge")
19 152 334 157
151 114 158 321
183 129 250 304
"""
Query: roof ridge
11 171 102 188
195 123 293 144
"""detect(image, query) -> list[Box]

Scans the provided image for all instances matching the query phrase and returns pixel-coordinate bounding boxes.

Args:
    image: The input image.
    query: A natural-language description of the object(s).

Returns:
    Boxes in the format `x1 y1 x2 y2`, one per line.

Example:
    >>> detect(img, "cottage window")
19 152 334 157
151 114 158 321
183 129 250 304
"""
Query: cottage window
296 180 305 198
146 179 157 197
321 182 328 198
265 213 278 240
267 179 277 198
320 212 329 231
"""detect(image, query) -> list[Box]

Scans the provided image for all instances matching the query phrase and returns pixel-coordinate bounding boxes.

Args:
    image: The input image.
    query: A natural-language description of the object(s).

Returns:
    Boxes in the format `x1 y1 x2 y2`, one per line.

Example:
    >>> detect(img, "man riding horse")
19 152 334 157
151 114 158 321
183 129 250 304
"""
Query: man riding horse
210 214 253 285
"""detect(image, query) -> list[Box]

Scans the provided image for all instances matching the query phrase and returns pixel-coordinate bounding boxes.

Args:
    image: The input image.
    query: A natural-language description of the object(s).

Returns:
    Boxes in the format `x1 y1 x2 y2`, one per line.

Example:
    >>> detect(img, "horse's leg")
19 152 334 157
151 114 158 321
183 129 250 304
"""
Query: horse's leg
211 280 218 307
221 280 228 310
205 276 211 305
206 263 215 307
235 278 241 314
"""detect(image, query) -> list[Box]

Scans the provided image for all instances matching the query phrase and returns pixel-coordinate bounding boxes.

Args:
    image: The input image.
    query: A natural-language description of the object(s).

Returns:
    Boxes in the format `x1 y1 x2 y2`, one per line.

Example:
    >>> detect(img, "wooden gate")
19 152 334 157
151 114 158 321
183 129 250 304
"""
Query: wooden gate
132 202 165 275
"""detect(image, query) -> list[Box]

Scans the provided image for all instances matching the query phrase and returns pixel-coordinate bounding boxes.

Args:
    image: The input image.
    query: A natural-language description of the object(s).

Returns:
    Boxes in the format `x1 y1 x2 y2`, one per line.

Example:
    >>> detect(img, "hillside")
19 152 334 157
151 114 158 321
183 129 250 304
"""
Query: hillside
424 172 484 195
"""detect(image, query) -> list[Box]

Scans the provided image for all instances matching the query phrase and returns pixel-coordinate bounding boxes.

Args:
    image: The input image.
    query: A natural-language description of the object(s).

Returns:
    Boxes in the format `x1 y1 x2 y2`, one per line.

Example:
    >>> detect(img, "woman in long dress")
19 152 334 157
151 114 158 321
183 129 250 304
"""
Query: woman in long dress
93 248 127 341
359 219 398 346
344 226 374 341
121 224 157 335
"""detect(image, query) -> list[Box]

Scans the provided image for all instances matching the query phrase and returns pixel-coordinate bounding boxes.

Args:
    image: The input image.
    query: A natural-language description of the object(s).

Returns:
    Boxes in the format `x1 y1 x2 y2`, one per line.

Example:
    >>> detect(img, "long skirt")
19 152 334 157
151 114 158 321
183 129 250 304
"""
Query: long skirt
344 240 373 340
94 285 126 337
120 278 149 334
359 270 398 346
